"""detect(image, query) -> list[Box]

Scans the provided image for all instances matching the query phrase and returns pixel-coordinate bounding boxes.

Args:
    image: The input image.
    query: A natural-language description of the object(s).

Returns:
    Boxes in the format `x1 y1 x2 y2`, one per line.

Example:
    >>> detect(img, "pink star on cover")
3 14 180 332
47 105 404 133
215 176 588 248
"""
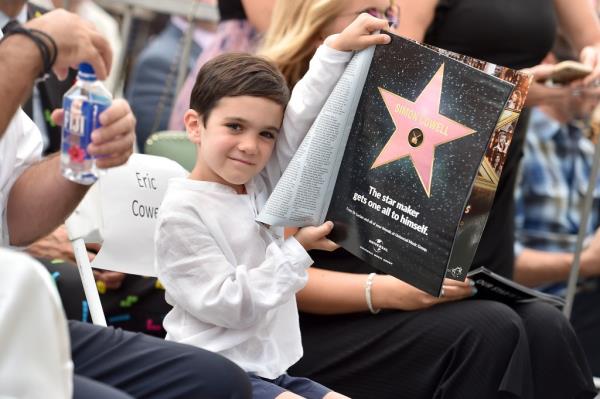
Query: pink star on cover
372 64 476 196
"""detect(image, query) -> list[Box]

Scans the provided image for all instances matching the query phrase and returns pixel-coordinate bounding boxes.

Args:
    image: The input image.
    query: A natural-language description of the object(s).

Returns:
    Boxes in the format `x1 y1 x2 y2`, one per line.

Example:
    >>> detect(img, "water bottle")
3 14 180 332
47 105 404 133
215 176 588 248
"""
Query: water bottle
60 63 112 185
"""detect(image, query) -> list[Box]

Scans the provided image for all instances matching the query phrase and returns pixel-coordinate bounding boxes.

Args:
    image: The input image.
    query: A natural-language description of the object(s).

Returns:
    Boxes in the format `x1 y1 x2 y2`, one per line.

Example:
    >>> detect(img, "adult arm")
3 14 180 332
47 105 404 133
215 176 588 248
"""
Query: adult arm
520 0 600 107
514 249 573 287
0 35 42 136
515 229 600 287
6 100 134 246
6 155 88 246
0 9 111 136
554 0 600 83
524 0 600 106
297 267 474 314
292 221 472 314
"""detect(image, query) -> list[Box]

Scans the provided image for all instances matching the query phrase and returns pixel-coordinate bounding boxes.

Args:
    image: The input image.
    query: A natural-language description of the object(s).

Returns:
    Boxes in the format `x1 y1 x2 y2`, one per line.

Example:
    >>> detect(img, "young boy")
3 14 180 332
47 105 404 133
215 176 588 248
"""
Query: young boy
155 14 391 399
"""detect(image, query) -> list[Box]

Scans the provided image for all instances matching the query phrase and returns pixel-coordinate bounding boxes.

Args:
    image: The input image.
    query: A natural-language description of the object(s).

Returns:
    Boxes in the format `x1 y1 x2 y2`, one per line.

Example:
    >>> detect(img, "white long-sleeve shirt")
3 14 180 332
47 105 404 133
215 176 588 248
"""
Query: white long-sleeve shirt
0 110 43 245
155 44 352 379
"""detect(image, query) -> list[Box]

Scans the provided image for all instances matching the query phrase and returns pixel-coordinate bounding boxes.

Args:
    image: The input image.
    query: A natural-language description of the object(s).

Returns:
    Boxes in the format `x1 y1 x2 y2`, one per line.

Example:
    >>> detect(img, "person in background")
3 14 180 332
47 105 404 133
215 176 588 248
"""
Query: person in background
395 0 600 393
259 0 398 88
126 14 216 151
514 57 600 375
168 0 275 131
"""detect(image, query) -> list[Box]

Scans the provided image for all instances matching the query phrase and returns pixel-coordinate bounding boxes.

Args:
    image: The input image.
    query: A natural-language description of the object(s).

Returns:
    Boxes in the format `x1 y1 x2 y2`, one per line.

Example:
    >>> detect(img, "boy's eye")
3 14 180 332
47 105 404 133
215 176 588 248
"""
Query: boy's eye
226 123 242 131
260 131 276 140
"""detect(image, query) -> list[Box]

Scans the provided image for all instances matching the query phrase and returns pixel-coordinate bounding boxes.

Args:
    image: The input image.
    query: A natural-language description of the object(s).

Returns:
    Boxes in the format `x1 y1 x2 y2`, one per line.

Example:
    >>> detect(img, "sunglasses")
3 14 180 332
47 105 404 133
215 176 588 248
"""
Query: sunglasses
361 6 399 29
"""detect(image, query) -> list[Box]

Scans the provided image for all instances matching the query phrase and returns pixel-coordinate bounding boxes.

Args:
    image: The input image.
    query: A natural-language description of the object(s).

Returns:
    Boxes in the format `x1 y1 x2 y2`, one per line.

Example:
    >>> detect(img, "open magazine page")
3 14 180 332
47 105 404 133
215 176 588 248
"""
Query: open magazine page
256 47 375 227
468 267 565 308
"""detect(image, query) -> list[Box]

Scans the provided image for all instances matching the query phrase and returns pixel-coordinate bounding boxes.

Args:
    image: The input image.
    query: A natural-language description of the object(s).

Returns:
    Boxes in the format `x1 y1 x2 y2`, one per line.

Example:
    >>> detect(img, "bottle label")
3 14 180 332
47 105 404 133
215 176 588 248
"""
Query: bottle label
62 96 109 163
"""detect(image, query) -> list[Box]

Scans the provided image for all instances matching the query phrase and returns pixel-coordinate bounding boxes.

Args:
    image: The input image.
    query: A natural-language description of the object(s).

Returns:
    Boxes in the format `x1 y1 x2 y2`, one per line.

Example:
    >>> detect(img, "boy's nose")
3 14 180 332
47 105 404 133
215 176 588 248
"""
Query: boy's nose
238 134 259 154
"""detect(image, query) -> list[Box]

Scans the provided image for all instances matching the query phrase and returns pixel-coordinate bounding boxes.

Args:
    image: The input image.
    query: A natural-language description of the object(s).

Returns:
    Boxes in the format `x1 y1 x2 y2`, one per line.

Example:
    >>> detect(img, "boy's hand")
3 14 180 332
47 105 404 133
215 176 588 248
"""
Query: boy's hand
326 13 391 52
294 221 340 252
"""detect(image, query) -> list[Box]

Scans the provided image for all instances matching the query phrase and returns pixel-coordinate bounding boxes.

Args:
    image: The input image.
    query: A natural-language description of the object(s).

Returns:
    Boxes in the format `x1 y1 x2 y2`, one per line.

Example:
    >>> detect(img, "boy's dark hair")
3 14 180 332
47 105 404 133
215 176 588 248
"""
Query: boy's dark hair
190 53 290 125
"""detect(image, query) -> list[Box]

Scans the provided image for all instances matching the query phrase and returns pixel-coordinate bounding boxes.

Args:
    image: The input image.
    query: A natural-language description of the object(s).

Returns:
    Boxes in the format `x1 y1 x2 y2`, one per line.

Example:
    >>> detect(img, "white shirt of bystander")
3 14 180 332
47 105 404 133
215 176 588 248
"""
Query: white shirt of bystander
0 110 43 245
0 247 73 398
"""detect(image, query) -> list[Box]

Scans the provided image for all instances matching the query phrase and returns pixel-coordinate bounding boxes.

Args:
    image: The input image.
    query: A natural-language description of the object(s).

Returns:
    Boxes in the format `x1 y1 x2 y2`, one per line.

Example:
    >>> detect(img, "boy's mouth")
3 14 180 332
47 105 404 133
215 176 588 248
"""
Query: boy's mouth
229 156 255 166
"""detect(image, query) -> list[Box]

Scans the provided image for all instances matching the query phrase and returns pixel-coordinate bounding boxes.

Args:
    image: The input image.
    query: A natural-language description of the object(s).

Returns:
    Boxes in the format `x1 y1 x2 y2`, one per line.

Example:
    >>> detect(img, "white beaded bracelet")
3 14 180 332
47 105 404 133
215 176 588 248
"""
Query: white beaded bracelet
365 272 381 314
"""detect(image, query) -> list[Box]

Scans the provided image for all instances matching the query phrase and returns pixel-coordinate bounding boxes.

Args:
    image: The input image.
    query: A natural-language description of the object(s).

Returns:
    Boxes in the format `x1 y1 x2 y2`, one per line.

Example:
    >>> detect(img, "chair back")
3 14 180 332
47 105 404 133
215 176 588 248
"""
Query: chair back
144 131 196 171
66 154 188 325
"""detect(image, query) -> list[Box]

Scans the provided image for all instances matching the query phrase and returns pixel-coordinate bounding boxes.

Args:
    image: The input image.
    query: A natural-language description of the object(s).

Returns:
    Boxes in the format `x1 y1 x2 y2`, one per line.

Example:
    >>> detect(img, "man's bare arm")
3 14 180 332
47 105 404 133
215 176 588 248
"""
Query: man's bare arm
0 35 42 136
7 99 134 246
515 228 600 287
514 248 573 287
6 155 88 246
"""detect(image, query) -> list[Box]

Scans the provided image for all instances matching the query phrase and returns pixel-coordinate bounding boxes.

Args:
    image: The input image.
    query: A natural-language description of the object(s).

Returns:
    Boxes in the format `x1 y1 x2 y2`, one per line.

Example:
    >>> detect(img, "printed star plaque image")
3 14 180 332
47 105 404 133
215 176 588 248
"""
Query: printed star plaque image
372 64 476 196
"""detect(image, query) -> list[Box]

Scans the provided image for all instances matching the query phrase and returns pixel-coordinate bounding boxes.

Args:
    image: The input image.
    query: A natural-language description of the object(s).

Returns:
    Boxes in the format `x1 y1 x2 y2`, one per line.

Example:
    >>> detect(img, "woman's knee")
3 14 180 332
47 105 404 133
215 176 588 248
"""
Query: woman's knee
460 300 525 344
513 302 574 344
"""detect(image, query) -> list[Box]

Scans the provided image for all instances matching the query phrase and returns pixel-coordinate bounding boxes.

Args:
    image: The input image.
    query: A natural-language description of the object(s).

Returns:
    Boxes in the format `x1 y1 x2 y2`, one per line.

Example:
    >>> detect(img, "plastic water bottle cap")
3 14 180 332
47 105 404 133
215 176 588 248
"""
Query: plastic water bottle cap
79 63 95 74
78 63 97 81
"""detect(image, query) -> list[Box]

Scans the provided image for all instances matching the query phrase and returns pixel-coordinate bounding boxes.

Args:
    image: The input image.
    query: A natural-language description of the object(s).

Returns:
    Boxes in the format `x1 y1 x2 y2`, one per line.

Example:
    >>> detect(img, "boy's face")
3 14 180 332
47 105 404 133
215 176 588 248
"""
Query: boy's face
186 96 284 193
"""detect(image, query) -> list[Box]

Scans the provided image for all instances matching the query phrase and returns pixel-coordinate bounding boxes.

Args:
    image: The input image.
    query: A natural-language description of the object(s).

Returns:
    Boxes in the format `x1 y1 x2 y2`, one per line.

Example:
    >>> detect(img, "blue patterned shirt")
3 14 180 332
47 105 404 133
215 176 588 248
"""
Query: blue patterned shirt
515 108 600 292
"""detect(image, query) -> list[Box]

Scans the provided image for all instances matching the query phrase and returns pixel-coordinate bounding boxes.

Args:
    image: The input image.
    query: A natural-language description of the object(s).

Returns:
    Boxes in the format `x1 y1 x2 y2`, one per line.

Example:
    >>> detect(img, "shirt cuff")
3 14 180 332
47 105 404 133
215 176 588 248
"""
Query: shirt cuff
314 39 354 64
281 236 314 270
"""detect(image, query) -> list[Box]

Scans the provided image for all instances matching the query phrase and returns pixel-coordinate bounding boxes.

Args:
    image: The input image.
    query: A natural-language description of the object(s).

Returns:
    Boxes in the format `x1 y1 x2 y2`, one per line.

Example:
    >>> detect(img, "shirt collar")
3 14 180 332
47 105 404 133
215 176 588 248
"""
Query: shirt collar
0 4 28 29
170 16 215 50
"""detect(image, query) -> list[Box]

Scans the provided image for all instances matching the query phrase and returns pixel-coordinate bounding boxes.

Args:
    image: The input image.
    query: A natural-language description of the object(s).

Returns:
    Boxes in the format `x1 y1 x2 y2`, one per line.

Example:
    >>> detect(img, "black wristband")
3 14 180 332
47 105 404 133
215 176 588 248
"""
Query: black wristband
1 23 58 81
30 28 58 74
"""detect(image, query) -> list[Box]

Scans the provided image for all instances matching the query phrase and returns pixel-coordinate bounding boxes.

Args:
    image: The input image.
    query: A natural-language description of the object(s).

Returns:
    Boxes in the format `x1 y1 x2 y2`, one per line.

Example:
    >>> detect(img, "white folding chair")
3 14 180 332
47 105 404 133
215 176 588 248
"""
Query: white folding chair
65 154 188 326
562 105 600 392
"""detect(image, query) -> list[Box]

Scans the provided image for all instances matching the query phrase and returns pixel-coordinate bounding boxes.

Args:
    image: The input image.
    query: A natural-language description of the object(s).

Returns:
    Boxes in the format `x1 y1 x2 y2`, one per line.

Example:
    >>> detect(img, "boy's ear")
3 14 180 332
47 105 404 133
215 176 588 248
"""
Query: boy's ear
183 109 203 144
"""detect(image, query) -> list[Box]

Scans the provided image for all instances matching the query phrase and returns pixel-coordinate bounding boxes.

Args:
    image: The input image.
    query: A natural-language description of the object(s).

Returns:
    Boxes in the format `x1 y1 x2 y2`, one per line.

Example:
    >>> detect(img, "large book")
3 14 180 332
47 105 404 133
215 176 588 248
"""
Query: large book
468 267 565 308
257 33 531 296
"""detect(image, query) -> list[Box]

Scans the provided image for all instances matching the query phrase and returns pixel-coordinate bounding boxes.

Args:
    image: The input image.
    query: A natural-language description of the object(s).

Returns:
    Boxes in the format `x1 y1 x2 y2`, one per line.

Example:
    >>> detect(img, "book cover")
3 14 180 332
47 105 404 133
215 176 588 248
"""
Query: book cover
325 35 516 296
467 267 565 308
